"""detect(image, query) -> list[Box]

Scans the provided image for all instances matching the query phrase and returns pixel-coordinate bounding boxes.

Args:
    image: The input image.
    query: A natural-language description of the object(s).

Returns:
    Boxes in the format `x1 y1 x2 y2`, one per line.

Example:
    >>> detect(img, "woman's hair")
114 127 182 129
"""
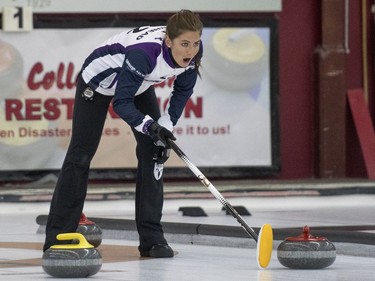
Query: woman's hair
166 10 203 74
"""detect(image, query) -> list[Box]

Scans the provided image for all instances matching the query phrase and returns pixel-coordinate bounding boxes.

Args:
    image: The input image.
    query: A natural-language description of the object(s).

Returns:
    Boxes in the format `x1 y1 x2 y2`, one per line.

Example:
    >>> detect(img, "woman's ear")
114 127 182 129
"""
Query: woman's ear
165 35 172 48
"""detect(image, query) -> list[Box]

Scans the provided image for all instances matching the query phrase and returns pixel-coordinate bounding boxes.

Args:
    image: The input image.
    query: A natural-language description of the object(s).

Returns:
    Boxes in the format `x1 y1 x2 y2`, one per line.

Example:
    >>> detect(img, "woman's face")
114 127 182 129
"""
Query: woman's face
166 31 201 68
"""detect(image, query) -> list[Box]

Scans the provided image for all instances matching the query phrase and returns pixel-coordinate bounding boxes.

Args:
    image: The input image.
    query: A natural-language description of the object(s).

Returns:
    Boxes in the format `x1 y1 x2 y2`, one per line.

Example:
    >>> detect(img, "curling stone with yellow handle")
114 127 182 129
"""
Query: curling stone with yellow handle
42 233 102 278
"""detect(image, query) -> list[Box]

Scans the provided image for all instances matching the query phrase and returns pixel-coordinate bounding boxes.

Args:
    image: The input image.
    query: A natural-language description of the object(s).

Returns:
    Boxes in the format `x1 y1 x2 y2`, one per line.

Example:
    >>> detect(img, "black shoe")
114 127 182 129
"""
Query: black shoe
140 244 174 258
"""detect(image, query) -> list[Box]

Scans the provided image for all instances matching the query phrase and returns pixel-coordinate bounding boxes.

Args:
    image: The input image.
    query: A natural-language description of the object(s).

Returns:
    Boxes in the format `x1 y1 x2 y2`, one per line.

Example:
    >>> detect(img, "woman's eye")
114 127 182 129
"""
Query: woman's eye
181 43 188 47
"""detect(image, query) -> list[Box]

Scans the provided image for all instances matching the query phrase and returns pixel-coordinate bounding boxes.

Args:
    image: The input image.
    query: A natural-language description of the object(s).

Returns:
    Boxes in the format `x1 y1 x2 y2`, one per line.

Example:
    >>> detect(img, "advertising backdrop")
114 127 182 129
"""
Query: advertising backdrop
0 16 279 179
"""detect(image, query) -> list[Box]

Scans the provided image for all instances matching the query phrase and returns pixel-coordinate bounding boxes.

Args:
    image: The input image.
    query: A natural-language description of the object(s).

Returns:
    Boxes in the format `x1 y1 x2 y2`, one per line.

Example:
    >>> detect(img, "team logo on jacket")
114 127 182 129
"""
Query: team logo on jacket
154 163 164 180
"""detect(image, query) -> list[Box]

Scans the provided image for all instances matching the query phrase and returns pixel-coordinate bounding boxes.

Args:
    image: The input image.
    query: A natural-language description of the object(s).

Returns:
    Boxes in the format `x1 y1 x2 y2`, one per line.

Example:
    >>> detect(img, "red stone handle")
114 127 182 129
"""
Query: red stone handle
285 225 327 241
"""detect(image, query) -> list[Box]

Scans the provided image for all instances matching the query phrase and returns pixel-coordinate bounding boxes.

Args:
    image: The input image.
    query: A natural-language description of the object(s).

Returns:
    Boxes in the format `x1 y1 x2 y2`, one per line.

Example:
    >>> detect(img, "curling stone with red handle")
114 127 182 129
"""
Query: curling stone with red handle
76 213 102 247
277 225 336 269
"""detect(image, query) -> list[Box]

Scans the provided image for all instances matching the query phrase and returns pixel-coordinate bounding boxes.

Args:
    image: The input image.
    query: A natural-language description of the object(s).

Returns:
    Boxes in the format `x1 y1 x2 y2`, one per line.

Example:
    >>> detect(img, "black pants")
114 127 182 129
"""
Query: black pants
44 75 166 252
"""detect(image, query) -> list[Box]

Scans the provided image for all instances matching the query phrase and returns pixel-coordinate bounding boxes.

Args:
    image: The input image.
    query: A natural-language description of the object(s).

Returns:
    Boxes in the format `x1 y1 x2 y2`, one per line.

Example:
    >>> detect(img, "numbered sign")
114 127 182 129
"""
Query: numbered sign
2 6 33 32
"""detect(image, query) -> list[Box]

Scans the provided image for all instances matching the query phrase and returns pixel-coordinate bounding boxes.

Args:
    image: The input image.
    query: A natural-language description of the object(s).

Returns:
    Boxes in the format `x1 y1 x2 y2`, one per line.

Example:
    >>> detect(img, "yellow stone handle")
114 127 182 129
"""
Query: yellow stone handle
50 233 94 249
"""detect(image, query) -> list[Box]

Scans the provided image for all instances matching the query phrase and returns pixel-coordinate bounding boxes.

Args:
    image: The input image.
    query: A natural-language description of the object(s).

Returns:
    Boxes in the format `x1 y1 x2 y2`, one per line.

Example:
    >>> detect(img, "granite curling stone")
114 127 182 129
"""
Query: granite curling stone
42 233 102 278
76 213 102 248
277 225 336 269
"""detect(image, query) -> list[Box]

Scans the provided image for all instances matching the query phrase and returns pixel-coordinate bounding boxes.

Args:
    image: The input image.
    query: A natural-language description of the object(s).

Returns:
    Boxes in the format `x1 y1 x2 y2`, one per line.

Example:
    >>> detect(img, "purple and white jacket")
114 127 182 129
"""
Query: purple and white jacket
81 26 203 133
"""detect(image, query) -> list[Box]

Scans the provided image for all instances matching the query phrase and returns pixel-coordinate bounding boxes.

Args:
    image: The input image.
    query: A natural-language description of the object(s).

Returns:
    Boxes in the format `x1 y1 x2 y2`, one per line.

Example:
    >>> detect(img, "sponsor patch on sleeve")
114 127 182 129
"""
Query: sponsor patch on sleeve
125 58 146 78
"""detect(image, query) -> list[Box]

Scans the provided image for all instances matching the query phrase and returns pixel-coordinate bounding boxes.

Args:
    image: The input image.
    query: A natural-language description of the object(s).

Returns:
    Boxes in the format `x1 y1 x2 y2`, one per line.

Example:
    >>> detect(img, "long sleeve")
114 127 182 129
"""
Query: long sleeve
112 49 153 130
